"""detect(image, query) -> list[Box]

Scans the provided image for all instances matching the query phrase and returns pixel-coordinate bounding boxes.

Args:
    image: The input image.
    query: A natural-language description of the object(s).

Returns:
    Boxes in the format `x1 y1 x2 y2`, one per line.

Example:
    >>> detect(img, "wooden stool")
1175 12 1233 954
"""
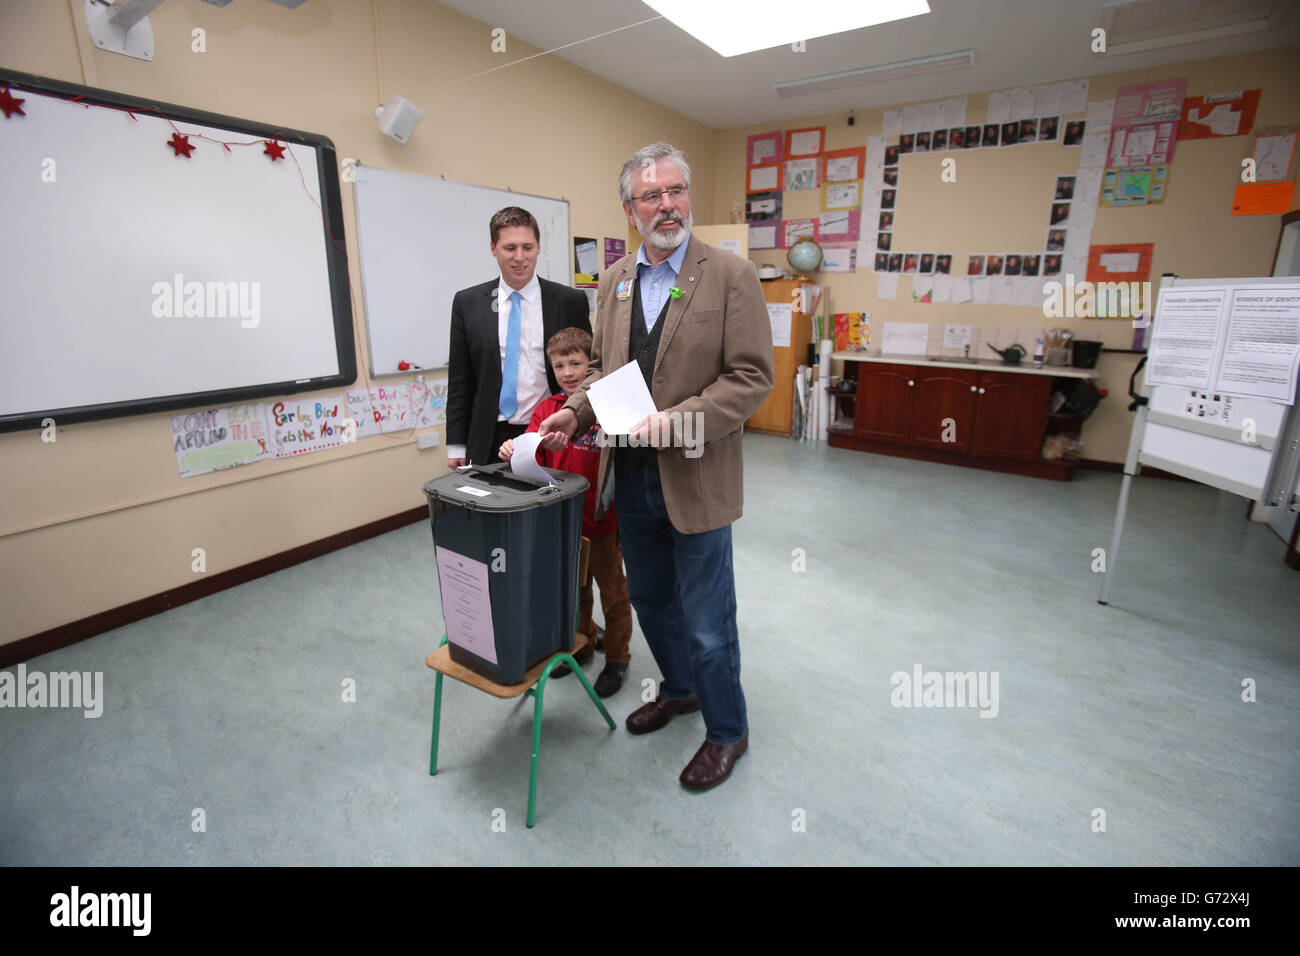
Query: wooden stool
426 538 614 828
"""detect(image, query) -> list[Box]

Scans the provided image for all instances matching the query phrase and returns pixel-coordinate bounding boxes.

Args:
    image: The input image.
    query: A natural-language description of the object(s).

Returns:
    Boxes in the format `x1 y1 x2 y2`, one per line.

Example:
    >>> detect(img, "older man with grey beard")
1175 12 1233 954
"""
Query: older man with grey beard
538 143 773 791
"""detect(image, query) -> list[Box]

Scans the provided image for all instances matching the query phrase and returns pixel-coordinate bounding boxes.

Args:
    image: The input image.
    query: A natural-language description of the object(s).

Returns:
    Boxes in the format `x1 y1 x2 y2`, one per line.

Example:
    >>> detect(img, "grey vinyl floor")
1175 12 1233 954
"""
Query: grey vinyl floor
2 435 1297 866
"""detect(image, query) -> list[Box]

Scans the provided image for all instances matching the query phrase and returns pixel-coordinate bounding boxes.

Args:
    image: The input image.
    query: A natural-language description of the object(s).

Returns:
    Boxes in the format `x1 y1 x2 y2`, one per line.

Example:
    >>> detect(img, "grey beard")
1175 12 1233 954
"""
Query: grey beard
640 211 692 251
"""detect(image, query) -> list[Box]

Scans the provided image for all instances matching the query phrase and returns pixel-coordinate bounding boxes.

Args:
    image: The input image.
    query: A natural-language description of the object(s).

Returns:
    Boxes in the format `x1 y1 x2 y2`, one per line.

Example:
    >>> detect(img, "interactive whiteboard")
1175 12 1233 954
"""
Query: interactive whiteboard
0 69 355 432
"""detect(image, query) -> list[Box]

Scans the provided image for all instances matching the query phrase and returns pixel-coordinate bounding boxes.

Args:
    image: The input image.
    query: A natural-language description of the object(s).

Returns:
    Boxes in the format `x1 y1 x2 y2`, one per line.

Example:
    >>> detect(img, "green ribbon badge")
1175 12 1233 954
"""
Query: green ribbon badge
669 286 684 299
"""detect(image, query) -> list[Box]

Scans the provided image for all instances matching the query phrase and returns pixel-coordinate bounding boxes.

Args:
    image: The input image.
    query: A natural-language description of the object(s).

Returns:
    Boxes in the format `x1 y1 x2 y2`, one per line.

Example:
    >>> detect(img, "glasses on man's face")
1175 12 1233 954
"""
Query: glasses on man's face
631 184 688 206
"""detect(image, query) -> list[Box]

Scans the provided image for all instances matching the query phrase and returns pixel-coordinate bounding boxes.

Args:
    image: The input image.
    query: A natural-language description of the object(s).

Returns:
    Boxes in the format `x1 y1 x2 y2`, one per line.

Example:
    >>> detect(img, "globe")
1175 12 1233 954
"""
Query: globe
787 236 823 274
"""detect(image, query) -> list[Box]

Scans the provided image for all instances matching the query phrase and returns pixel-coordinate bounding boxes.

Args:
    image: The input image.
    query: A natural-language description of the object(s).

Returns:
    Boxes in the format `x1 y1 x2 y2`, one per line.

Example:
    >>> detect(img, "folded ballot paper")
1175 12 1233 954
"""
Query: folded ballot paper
587 363 657 435
508 431 555 485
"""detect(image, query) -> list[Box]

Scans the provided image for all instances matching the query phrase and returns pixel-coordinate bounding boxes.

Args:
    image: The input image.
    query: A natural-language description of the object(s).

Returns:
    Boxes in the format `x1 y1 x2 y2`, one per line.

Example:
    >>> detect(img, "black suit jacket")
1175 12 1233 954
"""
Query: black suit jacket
446 276 592 465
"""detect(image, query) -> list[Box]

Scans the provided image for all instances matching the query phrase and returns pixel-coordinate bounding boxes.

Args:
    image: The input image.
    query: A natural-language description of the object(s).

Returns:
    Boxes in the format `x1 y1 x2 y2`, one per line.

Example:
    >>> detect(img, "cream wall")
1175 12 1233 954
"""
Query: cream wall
0 0 714 647
711 47 1300 465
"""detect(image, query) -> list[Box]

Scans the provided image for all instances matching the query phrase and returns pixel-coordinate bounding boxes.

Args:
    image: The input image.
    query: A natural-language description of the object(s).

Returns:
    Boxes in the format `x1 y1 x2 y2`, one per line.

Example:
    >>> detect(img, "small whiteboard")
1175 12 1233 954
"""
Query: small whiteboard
352 167 570 376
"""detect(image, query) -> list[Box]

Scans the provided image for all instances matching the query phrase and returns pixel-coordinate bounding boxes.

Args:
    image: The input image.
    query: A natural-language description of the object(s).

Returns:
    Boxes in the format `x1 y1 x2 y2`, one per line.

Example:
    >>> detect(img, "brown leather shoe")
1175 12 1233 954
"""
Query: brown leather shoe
625 696 700 735
679 734 748 791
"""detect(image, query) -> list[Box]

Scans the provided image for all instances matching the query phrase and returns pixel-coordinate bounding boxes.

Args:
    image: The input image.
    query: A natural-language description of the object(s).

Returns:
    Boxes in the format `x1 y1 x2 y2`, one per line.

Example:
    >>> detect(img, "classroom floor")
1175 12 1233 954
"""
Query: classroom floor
2 434 1297 866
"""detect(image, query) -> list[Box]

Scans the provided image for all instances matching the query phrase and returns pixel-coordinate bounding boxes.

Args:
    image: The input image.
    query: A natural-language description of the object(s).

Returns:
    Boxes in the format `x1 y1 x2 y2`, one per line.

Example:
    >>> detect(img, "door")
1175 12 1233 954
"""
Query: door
855 364 915 444
909 368 979 452
970 373 1050 460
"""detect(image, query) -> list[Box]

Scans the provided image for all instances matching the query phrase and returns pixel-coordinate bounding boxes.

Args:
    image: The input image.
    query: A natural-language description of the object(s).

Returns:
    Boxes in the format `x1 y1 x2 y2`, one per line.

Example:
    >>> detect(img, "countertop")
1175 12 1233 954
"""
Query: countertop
833 351 1099 380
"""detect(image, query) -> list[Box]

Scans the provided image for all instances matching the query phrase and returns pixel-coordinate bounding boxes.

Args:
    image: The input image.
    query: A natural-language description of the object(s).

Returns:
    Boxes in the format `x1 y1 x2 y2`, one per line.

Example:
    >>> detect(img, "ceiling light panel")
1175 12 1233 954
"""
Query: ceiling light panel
641 0 932 57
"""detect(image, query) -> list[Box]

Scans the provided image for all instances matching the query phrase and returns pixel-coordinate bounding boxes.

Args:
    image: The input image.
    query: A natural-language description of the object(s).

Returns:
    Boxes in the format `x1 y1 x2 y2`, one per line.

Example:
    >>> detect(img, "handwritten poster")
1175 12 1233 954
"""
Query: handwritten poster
270 394 348 458
346 384 413 437
412 379 448 429
171 403 272 478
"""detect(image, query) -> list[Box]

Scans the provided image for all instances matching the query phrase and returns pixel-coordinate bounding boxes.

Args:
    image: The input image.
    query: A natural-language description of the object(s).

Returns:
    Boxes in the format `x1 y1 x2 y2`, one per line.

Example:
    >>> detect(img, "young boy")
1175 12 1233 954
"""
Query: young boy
498 328 631 697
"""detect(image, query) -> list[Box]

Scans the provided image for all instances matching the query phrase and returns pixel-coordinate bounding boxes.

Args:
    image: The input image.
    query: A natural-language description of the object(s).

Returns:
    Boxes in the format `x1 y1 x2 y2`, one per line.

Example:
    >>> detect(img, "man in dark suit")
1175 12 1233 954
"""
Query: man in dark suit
445 206 591 468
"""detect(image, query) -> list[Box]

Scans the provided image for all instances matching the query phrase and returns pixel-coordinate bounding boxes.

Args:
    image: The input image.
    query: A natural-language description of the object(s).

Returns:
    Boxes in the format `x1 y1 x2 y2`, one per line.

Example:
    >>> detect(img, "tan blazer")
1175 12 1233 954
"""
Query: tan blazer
563 235 775 534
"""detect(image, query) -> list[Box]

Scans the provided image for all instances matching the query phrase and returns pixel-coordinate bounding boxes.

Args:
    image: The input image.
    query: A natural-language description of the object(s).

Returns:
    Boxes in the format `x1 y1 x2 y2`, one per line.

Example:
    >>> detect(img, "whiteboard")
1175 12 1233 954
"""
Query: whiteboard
0 69 354 432
352 166 570 376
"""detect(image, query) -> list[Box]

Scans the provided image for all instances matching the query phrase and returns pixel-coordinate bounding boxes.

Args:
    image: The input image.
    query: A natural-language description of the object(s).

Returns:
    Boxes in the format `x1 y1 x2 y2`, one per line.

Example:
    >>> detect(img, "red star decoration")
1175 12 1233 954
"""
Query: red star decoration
263 139 286 161
0 87 26 119
167 132 195 158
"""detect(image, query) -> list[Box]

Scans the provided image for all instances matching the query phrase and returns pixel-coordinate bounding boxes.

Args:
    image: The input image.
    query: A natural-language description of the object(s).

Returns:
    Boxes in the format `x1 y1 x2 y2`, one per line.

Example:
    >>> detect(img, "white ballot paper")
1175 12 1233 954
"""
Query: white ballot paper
509 431 556 485
588 362 657 435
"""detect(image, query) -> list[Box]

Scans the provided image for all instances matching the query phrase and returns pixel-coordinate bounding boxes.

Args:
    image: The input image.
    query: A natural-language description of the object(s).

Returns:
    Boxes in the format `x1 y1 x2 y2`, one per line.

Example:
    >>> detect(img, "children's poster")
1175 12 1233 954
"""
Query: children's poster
1179 90 1259 140
833 312 869 351
781 218 818 248
818 209 861 243
171 403 272 478
412 379 448 429
746 130 783 166
270 394 349 458
1108 78 1186 166
346 384 413 437
823 147 865 183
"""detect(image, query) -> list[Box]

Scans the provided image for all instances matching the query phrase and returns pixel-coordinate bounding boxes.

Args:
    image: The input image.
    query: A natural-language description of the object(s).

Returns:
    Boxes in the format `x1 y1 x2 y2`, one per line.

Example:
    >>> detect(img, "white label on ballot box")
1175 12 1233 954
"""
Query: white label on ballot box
457 485 491 497
435 545 497 664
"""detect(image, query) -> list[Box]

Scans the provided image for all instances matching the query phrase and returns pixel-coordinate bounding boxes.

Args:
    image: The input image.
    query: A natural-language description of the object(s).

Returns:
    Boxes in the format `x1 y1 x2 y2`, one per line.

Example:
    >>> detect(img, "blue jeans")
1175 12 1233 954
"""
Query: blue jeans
614 460 747 745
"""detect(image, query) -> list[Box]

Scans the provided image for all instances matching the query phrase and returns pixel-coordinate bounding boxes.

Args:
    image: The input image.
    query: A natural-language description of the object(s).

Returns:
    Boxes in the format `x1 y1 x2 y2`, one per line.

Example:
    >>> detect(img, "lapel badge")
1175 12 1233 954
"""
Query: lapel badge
616 277 633 301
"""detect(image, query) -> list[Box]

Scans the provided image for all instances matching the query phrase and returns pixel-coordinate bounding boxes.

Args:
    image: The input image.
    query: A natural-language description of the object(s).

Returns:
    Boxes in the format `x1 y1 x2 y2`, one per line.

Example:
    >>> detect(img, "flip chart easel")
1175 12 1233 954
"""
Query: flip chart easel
1098 274 1300 604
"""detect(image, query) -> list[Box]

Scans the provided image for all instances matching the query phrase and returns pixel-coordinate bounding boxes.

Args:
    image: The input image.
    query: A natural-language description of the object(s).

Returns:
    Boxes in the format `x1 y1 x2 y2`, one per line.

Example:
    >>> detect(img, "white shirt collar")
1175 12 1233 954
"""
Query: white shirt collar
498 273 541 305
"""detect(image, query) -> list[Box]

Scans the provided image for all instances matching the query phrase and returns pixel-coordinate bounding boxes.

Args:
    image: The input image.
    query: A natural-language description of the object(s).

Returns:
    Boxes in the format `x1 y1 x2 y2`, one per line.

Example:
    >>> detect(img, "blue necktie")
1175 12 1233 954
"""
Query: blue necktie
499 290 521 420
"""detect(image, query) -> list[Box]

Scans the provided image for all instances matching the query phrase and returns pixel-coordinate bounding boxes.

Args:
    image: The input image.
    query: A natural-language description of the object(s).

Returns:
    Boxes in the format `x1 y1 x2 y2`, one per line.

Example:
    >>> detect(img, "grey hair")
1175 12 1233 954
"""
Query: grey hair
618 142 692 203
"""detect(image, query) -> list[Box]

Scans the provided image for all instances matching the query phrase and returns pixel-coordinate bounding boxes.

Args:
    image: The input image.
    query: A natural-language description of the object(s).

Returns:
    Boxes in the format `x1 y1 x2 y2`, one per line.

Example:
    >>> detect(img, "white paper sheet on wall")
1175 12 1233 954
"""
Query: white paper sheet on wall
881 322 929 355
1079 132 1110 167
1085 99 1115 130
987 91 1010 124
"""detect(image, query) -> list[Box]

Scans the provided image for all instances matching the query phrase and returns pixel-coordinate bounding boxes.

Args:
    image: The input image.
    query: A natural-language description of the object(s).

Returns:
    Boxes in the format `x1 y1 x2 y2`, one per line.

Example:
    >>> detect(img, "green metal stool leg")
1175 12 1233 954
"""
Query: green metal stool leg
430 634 448 776
569 660 616 729
525 656 567 827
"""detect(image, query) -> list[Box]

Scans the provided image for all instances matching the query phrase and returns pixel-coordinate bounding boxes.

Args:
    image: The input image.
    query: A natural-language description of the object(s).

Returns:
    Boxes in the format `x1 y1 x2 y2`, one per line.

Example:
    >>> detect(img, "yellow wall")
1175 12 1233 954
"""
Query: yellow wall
711 47 1300 464
0 0 714 647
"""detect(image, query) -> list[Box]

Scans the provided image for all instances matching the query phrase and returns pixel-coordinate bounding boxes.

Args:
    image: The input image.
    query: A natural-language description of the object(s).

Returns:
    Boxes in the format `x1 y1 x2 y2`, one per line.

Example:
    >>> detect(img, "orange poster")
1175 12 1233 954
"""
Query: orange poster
1178 90 1260 140
1085 243 1153 284
1230 182 1294 215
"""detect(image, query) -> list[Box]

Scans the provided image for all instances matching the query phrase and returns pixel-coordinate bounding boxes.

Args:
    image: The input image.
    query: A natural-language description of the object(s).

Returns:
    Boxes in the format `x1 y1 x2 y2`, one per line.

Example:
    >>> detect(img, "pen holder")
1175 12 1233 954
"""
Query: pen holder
1046 348 1071 367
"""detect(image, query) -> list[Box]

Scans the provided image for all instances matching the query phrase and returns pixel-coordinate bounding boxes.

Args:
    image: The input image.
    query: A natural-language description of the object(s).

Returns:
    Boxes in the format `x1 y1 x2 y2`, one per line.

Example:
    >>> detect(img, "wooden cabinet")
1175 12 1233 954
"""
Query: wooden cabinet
909 367 978 453
855 363 914 443
836 361 1071 480
970 373 1050 461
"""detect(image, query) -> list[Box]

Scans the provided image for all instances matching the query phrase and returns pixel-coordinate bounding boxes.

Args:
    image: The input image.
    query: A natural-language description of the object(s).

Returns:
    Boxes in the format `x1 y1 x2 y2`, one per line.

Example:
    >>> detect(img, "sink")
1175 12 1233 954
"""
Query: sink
926 355 977 363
